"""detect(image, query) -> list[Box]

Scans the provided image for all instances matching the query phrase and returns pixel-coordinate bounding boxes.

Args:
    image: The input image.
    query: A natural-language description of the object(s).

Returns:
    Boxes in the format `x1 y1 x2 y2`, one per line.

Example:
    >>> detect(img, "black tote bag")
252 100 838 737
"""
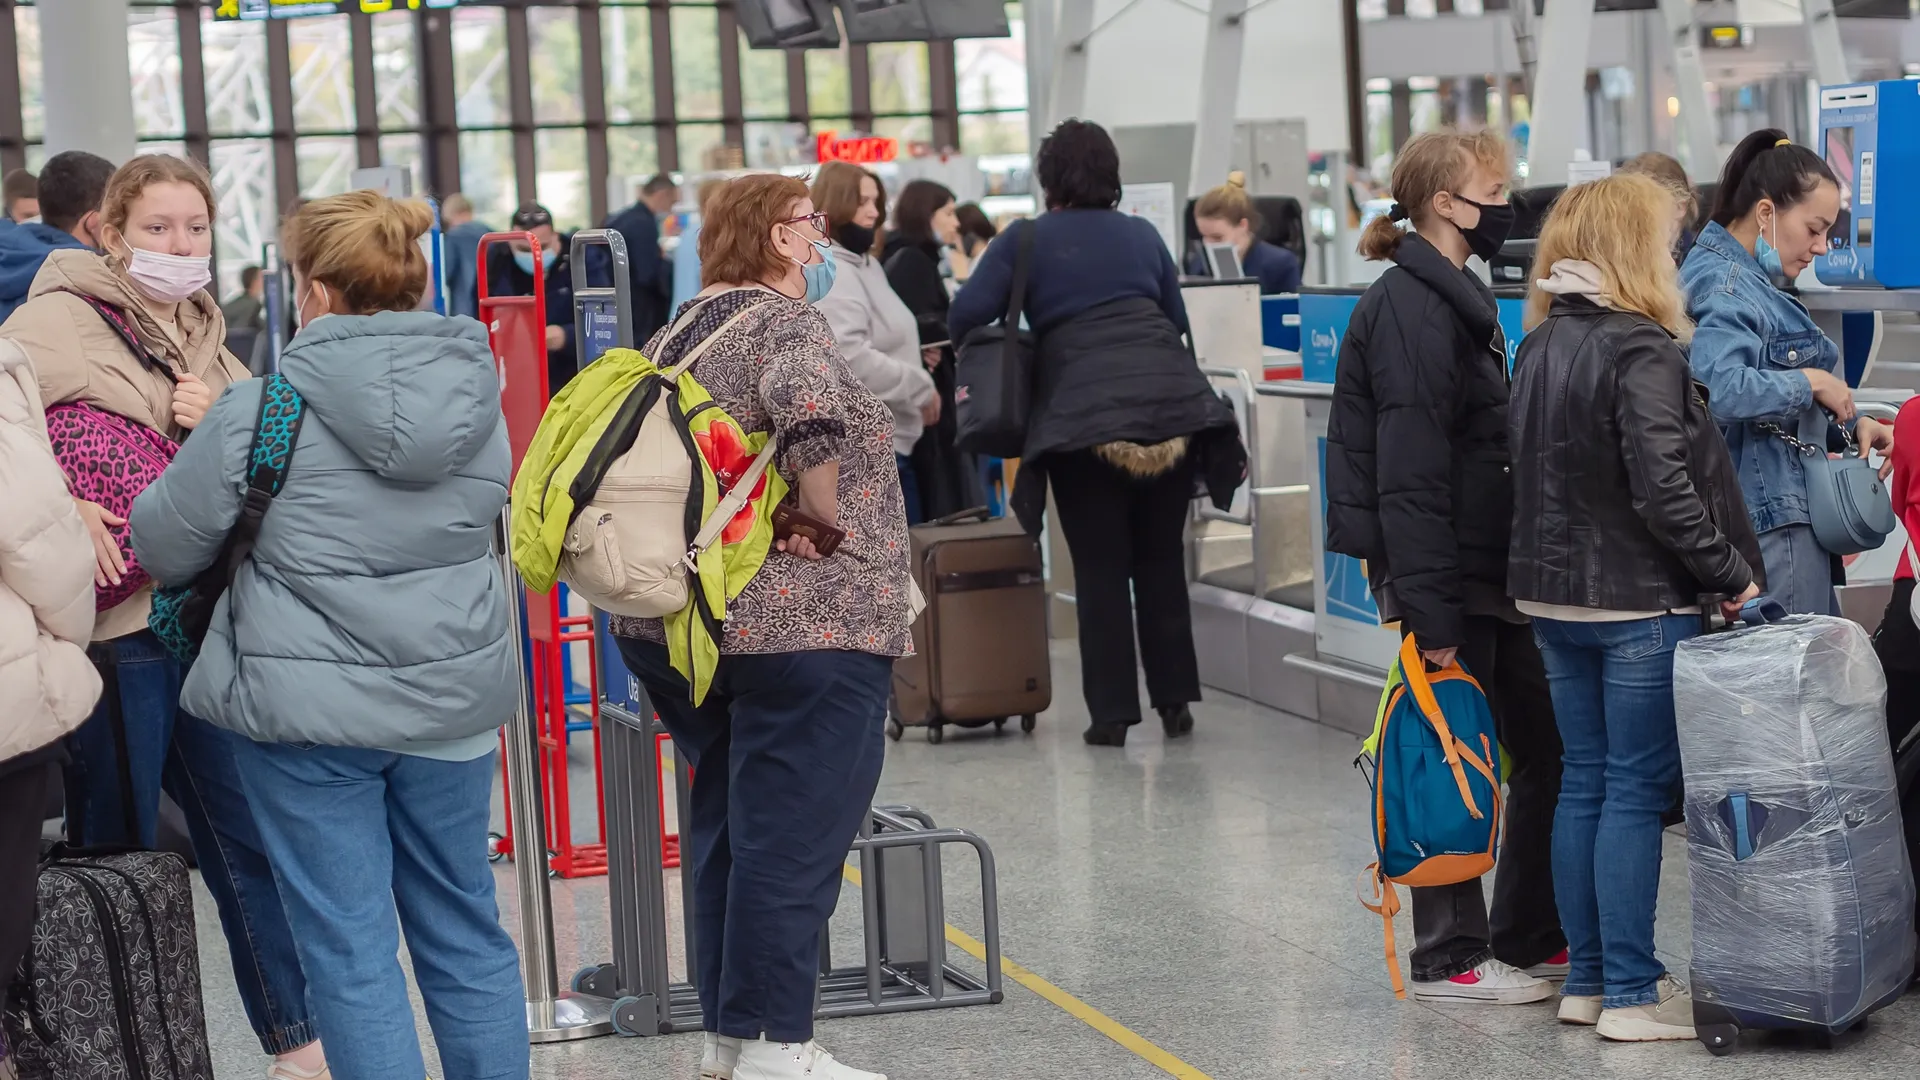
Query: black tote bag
954 222 1036 459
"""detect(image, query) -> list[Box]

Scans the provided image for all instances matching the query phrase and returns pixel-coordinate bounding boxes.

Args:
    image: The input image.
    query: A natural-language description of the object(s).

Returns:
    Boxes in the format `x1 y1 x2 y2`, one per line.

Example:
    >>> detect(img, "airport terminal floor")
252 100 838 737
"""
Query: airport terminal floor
180 642 1920 1080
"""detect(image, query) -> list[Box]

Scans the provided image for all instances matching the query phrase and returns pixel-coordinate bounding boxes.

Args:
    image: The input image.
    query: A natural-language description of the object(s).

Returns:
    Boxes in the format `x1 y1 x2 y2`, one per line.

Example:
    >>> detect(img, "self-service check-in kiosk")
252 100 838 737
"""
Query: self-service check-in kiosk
1816 80 1920 289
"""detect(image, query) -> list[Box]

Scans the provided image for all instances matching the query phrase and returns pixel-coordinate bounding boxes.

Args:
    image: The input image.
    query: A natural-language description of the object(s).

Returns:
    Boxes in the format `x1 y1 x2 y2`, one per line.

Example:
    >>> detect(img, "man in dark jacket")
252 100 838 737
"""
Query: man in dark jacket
1325 224 1565 1003
484 204 579 398
0 151 113 324
601 173 677 345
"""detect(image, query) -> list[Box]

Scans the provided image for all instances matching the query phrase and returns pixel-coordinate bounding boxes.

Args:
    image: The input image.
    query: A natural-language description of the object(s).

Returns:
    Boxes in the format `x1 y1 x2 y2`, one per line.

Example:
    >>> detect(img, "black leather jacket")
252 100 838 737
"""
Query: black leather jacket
1508 295 1762 610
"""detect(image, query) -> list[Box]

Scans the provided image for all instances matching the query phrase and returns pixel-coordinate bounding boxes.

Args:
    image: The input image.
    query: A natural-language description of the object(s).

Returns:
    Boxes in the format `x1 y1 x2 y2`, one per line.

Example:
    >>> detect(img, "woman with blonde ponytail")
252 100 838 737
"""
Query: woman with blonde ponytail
1325 129 1567 1005
130 190 525 1080
1187 171 1300 293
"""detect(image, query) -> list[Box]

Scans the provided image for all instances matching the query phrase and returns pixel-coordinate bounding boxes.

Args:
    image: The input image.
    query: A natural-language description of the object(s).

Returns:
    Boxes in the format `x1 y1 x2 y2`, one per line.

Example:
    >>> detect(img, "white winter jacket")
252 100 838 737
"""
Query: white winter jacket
0 337 101 763
818 243 936 456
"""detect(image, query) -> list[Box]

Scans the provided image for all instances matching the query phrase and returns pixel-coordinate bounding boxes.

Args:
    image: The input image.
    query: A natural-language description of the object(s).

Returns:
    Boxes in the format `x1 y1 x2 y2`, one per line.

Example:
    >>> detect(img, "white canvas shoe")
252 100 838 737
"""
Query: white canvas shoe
700 1033 743 1079
732 1039 887 1080
1409 959 1556 1005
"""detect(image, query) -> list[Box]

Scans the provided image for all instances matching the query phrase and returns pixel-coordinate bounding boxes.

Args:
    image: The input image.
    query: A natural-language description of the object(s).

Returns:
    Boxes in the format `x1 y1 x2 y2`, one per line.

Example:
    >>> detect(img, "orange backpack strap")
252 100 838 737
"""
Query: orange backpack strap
1356 863 1406 999
1396 635 1486 821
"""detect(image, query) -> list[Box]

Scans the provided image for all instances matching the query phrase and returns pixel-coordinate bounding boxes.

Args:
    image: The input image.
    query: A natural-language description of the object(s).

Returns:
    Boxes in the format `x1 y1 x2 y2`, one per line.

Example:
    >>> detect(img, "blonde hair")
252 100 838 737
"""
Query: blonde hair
1359 129 1509 262
1619 152 1698 223
1195 171 1259 228
281 190 435 314
1524 172 1692 341
101 154 216 232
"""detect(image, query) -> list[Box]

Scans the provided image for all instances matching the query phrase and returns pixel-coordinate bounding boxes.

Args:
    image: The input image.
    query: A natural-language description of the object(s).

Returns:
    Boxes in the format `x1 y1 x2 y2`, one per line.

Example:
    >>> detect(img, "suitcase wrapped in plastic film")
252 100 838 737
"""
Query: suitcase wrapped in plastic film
1672 609 1917 1056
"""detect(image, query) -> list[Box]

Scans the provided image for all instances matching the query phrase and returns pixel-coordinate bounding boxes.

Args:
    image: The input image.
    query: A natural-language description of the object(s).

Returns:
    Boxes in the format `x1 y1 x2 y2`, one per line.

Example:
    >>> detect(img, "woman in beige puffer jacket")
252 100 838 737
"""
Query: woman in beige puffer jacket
0 334 100 1049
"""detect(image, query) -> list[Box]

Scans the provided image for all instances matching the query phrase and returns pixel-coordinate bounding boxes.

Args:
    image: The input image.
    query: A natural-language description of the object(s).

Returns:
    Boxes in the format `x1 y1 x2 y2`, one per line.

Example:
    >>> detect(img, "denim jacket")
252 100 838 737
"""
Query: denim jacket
1680 222 1840 534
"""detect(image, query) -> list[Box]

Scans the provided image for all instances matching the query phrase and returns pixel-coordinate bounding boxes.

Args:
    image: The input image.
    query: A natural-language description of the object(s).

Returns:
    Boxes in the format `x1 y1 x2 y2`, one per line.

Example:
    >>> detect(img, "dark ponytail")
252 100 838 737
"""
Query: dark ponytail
1708 128 1838 227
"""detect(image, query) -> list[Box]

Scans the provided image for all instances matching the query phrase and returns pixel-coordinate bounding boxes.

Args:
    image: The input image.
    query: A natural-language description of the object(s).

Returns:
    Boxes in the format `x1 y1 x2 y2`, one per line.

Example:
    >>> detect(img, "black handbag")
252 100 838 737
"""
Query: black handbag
954 221 1036 459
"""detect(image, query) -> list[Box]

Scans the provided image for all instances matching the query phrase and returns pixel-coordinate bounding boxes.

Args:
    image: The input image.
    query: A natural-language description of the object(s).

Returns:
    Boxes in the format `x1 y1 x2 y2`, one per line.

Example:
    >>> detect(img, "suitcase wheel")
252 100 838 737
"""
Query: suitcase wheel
1701 1025 1738 1057
1020 713 1037 733
927 724 944 745
886 716 904 742
993 717 1006 734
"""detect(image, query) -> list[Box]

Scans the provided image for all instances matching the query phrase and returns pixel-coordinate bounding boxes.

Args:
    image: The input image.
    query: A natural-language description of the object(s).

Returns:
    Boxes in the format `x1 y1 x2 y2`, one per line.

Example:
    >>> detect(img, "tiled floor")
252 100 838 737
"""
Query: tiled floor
193 642 1920 1079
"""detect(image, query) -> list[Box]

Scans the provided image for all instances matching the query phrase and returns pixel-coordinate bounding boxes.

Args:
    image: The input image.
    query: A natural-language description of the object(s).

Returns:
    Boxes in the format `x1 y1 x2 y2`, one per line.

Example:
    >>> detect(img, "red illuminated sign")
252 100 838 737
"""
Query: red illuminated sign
816 131 899 164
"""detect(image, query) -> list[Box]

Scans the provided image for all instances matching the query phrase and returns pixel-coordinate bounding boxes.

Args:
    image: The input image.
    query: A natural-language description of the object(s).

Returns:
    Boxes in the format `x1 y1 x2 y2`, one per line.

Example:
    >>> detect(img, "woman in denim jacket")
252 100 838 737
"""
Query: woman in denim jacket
1680 128 1894 614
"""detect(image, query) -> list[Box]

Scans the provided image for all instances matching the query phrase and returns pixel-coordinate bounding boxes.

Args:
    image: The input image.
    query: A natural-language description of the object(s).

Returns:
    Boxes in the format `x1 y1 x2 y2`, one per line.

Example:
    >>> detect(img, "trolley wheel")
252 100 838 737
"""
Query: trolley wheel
570 965 604 995
1020 713 1037 733
487 831 506 863
610 996 651 1038
927 724 944 745
1811 1030 1837 1051
1699 1025 1739 1057
547 848 560 880
993 717 1007 733
886 717 904 741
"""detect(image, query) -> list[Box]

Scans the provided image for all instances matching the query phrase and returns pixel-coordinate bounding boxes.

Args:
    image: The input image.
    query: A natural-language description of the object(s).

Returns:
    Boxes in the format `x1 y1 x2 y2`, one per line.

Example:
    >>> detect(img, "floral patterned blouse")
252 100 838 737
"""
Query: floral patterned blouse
610 288 915 658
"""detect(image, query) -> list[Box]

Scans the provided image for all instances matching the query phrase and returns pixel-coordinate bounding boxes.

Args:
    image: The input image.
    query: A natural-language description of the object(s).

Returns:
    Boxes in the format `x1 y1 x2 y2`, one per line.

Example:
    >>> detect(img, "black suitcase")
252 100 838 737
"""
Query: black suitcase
3 849 215 1080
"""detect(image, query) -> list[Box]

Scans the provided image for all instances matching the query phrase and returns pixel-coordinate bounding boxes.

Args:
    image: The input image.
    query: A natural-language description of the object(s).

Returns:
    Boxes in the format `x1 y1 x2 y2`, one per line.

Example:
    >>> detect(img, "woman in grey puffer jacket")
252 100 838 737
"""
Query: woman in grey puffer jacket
130 191 526 1080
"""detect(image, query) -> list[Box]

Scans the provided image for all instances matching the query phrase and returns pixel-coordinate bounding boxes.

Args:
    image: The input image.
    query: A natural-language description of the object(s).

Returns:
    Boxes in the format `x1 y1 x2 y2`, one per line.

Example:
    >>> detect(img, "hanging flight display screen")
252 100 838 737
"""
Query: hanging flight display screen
215 0 460 20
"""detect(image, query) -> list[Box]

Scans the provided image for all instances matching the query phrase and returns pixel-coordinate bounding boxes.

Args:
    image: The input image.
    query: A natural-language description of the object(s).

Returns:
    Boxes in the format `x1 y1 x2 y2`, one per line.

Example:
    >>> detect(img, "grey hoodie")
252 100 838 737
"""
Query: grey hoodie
131 311 516 758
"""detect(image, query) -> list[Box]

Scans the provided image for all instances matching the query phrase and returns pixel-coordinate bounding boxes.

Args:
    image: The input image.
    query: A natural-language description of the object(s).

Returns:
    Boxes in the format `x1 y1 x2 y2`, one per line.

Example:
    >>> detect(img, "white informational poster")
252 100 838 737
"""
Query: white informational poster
1566 160 1613 187
1118 182 1180 261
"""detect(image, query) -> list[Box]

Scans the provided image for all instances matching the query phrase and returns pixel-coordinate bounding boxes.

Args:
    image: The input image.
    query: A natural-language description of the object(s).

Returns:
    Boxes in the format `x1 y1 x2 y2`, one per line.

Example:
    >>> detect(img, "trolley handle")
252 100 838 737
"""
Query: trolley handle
476 231 545 307
570 229 636 354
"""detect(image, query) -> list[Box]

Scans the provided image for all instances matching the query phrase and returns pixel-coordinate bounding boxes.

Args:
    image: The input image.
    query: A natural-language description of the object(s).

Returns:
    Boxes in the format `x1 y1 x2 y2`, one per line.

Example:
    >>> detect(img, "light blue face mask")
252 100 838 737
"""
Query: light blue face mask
1755 213 1785 278
514 247 558 275
784 227 837 304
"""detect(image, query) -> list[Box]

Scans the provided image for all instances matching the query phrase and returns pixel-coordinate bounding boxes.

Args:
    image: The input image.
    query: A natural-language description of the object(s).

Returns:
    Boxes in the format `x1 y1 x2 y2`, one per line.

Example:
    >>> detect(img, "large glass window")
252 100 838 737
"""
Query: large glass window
956 6 1026 154
739 35 788 120
201 12 270 138
459 129 518 225
670 5 723 121
371 12 419 133
379 133 425 201
959 111 1027 156
869 42 930 116
297 135 357 197
536 127 589 231
16 6 41 142
210 137 277 301
129 8 185 141
608 125 661 192
452 5 510 129
679 122 726 174
805 49 850 118
528 6 584 126
601 4 655 124
288 15 353 134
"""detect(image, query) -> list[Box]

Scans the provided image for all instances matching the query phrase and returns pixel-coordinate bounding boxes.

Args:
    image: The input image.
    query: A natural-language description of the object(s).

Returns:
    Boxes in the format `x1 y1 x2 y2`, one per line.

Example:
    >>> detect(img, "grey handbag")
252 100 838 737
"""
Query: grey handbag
1788 407 1896 556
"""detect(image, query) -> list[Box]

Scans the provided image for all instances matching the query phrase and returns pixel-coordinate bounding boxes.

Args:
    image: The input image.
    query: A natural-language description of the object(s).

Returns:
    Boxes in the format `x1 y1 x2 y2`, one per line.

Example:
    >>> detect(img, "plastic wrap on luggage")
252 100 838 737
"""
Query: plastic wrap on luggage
1673 613 1917 1030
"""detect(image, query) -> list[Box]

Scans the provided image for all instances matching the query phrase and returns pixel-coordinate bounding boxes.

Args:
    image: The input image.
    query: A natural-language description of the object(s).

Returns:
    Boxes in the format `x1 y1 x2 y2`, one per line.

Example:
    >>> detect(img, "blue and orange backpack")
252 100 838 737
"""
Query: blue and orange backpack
1356 634 1503 998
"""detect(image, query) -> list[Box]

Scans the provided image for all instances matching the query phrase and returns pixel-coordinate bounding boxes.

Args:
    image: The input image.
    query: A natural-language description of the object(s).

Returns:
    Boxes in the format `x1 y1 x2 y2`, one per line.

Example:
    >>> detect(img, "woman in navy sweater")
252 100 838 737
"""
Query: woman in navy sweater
949 120 1238 748
1184 174 1302 295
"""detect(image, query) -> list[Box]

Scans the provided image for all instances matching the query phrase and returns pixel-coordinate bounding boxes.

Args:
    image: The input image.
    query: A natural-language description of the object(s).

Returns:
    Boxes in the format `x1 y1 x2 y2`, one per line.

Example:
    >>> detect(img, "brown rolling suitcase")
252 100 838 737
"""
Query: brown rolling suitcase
889 507 1051 744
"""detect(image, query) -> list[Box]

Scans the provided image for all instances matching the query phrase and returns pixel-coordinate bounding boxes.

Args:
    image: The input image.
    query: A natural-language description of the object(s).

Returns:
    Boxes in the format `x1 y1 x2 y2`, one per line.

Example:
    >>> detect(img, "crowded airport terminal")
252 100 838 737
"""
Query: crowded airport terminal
7 1 1920 1078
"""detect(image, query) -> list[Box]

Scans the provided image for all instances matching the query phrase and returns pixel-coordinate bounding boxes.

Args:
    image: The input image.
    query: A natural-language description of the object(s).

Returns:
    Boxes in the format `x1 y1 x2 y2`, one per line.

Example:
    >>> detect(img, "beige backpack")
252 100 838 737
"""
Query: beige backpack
558 293 777 617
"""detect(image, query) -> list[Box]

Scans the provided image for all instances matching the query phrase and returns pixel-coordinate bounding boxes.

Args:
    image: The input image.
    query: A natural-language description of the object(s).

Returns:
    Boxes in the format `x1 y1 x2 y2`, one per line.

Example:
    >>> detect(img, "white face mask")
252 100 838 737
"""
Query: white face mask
121 246 213 303
295 280 332 332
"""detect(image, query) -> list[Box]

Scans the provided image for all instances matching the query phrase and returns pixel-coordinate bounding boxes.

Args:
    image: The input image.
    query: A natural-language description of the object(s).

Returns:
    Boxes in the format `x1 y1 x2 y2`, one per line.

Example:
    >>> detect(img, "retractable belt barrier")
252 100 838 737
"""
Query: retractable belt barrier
480 232 618 1042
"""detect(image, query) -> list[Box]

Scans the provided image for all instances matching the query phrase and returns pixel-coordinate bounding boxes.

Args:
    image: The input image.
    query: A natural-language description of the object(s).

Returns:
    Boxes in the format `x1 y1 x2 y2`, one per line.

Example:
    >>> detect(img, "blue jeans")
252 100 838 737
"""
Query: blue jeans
896 452 923 525
1533 614 1694 1009
615 640 891 1042
64 630 315 1053
1757 522 1840 616
232 742 527 1080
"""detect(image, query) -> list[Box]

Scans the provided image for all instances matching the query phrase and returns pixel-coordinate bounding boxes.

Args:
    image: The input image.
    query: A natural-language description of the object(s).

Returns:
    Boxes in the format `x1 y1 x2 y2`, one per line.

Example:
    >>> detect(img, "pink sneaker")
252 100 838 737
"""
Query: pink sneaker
1527 949 1571 980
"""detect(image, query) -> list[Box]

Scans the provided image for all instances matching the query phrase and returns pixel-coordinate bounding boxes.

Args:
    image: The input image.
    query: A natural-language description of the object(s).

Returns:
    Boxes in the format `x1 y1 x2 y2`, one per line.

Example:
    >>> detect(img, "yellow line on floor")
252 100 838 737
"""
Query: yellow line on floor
842 865 1214 1080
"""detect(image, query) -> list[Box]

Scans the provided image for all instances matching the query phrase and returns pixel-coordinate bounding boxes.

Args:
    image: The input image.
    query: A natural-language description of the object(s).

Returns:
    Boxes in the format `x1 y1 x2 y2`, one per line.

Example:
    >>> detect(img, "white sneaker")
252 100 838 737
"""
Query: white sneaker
1596 976 1696 1042
701 1033 743 1079
1526 949 1571 980
266 1060 331 1080
732 1039 887 1080
1409 959 1556 1005
1558 993 1603 1026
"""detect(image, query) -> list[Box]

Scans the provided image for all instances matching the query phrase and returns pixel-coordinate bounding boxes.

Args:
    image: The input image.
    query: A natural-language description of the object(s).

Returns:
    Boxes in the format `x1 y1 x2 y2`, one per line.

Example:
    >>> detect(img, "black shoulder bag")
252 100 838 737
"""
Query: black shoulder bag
953 222 1036 459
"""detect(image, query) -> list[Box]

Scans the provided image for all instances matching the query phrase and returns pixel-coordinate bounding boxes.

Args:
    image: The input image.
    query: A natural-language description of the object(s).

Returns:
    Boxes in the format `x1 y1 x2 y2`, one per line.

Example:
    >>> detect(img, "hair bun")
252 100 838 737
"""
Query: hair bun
1226 170 1247 189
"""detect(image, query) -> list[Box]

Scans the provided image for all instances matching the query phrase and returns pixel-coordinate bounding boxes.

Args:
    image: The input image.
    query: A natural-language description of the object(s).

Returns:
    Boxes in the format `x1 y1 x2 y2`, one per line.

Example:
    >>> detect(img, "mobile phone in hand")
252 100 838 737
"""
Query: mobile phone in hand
772 503 846 557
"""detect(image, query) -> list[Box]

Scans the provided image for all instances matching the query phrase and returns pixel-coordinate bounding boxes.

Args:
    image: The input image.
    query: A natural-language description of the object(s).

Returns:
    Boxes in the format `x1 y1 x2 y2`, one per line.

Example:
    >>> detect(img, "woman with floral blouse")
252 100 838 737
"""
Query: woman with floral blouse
610 172 910 1080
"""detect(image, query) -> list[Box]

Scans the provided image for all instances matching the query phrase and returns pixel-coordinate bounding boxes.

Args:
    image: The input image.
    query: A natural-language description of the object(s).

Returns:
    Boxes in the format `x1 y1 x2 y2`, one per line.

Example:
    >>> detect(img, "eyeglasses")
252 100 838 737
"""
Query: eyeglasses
512 208 554 230
780 211 828 235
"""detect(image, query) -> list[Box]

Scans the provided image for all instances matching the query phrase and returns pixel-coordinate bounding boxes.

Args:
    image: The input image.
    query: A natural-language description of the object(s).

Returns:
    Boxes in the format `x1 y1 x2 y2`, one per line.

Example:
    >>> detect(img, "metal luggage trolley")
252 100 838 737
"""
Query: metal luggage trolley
580 688 1007 1036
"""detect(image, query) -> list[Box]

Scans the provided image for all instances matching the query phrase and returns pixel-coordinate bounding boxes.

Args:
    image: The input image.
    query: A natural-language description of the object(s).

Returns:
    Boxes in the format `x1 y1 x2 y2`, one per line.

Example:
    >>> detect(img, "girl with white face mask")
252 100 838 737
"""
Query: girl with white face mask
0 156 329 1080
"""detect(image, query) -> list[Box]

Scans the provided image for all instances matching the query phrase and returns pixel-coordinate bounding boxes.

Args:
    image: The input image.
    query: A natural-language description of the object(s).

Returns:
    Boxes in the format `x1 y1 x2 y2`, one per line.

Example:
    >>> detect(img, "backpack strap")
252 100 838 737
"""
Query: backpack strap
657 290 780 381
1356 864 1406 1000
65 292 179 385
686 437 782 559
225 373 305 587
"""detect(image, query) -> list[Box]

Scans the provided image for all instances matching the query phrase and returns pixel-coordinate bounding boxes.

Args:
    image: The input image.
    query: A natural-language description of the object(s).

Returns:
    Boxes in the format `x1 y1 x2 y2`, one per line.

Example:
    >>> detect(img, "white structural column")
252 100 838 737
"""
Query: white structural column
41 0 137 162
1188 0 1249 197
1657 0 1722 179
1024 0 1057 154
1048 0 1097 131
1799 0 1851 89
1522 0 1598 186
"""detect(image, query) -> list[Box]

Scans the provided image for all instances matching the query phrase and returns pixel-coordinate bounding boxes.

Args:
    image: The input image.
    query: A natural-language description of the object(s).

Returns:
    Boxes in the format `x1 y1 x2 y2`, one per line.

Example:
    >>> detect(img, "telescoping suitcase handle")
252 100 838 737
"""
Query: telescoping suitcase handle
1697 594 1789 635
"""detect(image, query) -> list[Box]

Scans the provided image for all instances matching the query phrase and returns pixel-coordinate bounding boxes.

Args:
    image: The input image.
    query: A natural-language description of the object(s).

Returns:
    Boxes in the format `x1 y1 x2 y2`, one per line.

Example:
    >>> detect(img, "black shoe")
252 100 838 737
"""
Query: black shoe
1082 722 1129 747
1157 704 1194 738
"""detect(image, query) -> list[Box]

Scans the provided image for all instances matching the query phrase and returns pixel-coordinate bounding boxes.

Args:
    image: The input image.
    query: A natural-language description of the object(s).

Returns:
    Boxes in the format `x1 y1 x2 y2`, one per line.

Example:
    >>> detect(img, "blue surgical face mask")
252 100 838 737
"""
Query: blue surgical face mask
514 247 558 275
783 226 837 304
1755 211 1785 278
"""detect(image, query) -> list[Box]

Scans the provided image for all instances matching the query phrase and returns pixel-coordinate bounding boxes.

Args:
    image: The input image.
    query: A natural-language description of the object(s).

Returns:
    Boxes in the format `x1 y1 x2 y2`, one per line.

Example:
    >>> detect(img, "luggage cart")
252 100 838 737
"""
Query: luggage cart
580 682 1006 1036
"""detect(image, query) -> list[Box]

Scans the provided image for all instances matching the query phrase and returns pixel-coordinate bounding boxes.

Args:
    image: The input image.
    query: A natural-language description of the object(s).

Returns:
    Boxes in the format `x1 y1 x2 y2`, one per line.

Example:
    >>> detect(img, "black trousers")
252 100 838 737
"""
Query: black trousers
1 759 56 1018
1409 615 1567 980
1048 449 1201 726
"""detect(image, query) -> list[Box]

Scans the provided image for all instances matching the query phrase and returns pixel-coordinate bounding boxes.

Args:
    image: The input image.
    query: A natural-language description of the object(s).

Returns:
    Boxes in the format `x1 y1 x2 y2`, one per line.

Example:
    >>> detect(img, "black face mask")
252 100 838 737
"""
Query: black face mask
834 222 876 255
1449 195 1515 263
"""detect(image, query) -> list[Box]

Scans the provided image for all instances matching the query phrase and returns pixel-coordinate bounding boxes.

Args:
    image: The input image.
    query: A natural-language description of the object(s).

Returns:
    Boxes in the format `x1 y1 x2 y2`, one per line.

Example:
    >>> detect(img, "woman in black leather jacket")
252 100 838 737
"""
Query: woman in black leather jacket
1509 173 1762 1043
